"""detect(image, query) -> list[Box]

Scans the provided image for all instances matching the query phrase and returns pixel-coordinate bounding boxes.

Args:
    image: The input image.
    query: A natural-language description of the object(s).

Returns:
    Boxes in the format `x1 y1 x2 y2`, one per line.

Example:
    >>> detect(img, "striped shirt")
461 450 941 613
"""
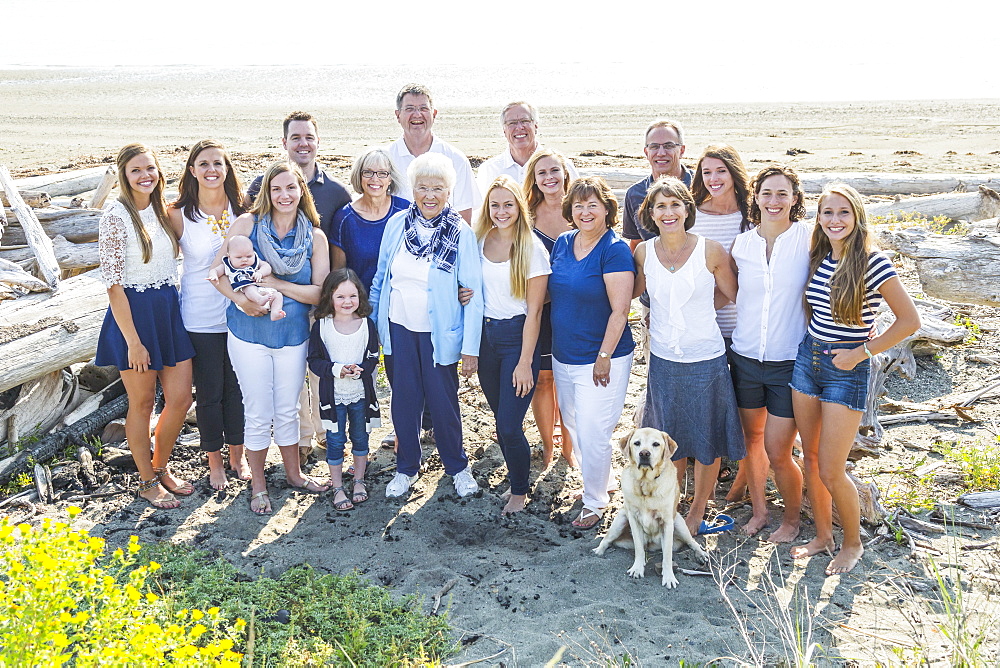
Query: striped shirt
690 209 743 338
806 252 897 341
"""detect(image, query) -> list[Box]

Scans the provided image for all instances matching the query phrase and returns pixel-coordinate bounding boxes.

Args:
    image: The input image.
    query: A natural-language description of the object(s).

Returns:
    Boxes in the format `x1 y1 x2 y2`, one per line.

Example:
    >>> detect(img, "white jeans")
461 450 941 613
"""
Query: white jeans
553 352 633 512
227 334 307 451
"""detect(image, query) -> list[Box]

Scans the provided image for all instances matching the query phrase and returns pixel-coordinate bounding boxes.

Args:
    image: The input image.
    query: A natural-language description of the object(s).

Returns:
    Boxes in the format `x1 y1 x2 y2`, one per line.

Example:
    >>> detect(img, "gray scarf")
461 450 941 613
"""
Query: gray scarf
256 211 312 276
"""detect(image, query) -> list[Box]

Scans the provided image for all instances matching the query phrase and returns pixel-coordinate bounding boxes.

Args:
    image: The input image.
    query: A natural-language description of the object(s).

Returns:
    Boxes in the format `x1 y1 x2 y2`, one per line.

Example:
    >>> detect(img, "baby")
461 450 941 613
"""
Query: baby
208 235 285 321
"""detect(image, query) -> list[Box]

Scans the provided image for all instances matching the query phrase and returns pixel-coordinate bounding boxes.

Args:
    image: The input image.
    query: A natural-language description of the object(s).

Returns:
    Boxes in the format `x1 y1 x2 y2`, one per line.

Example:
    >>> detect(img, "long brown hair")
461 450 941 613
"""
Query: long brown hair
173 140 246 222
115 143 178 263
315 268 372 320
691 144 751 232
523 149 571 213
474 176 534 301
250 161 321 227
806 183 873 327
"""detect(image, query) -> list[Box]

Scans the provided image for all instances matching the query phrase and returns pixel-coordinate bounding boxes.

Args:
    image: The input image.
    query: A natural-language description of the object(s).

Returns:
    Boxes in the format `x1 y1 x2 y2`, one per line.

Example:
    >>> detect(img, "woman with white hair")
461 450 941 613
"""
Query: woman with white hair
329 148 409 292
369 153 484 499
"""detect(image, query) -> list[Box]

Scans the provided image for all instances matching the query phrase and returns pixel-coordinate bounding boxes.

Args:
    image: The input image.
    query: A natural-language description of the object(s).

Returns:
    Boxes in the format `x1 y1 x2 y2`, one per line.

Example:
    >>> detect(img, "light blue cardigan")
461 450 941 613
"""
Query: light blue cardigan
368 210 484 366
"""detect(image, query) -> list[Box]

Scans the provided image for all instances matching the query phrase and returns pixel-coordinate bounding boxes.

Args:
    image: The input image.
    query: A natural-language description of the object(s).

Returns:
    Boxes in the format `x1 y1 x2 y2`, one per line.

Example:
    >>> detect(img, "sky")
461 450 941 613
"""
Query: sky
3 0 998 101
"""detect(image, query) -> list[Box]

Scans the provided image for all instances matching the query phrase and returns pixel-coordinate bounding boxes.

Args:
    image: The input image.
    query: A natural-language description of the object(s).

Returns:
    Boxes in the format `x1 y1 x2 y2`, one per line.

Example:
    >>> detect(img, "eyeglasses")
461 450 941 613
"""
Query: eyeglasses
504 118 534 129
646 142 683 151
415 186 447 195
362 169 390 179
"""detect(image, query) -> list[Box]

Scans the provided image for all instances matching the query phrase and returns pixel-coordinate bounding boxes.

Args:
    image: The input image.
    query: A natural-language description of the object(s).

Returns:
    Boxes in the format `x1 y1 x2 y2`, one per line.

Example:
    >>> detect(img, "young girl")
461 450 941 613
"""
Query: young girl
169 139 249 491
790 183 919 575
633 177 742 537
728 165 811 541
474 175 550 515
96 143 195 509
307 268 381 511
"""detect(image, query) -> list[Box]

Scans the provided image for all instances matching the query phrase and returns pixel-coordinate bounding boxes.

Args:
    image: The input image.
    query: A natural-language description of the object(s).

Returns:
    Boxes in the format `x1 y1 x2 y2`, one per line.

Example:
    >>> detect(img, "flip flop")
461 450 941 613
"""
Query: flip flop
698 514 735 535
250 490 271 515
571 508 602 529
289 475 329 493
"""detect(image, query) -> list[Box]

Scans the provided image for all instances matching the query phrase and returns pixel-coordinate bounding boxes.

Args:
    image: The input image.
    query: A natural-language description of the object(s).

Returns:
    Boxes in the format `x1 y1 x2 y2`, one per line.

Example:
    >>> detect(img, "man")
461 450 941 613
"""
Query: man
387 84 479 223
246 111 352 459
476 101 578 191
622 119 693 252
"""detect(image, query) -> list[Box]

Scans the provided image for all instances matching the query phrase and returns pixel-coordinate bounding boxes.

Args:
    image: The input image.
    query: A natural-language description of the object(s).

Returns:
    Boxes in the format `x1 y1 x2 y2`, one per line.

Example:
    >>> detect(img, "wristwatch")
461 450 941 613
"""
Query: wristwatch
598 351 610 359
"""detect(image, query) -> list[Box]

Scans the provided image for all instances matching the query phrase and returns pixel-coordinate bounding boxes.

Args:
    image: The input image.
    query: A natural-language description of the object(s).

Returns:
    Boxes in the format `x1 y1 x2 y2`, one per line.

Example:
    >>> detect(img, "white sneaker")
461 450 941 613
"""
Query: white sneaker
386 472 418 498
453 467 479 497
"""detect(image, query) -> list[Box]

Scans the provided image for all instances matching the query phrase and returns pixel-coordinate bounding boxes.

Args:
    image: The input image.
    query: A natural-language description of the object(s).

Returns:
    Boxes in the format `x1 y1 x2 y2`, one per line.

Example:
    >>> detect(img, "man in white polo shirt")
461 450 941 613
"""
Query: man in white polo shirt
476 101 578 192
388 84 479 223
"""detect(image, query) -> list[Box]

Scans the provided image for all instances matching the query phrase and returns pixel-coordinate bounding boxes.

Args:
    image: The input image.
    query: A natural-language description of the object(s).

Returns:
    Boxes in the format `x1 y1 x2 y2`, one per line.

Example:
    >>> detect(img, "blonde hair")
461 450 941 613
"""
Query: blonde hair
115 143 178 263
474 175 534 301
523 149 571 213
808 183 873 327
250 161 321 227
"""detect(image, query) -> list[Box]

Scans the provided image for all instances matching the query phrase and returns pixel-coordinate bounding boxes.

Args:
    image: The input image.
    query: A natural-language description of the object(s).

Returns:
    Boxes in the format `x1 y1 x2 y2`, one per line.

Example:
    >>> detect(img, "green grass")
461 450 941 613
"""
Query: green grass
936 438 1000 491
138 542 454 667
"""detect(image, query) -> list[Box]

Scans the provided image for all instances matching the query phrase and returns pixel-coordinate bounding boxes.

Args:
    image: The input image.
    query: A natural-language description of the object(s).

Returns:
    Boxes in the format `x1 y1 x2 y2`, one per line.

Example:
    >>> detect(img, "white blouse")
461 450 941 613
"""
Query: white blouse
178 207 232 333
98 200 177 291
479 235 551 320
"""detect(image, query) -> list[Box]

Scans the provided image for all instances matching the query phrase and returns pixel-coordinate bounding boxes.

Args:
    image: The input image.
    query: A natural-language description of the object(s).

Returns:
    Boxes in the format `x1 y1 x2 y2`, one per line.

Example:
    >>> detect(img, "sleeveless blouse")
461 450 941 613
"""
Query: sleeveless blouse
227 218 314 348
178 206 232 334
645 235 724 362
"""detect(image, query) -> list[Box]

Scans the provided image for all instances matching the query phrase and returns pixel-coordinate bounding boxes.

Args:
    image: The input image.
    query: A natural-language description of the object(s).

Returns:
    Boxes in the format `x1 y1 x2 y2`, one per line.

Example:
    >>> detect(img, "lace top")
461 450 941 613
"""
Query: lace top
99 200 178 290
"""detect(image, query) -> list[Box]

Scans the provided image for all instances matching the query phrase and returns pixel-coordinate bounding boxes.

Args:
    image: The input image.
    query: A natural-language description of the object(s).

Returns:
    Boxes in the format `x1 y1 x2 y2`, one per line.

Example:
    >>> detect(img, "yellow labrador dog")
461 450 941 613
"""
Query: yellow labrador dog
593 427 708 587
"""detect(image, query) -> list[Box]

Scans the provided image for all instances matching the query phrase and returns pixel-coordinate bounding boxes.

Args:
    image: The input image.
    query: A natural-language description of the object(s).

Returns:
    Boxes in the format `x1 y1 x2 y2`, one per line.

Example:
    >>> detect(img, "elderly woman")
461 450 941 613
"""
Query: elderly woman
329 149 409 292
211 161 331 515
369 153 485 499
548 176 635 529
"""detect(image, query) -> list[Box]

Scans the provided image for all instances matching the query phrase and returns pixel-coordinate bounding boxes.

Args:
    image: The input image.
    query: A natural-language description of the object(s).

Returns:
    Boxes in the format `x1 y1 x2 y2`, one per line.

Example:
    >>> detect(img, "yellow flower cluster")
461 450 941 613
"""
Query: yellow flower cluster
0 508 245 666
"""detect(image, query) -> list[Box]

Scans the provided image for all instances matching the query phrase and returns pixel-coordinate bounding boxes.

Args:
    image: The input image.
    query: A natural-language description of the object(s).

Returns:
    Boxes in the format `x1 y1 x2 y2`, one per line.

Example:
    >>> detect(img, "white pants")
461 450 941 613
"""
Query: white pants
553 352 633 512
227 334 307 451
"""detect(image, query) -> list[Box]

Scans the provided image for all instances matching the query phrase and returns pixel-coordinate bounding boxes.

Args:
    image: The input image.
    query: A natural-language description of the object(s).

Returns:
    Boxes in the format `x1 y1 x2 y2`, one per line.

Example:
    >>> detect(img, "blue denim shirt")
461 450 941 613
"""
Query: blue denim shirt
369 211 484 365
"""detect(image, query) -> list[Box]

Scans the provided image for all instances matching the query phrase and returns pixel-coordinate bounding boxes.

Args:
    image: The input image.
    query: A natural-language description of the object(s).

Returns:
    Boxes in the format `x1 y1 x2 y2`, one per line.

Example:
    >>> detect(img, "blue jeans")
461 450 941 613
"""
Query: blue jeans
325 399 370 466
790 333 870 412
477 315 539 495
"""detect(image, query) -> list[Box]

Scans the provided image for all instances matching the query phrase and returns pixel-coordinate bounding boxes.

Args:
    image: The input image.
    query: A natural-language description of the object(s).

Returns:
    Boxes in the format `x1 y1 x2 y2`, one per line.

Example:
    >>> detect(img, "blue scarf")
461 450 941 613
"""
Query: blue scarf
402 203 462 273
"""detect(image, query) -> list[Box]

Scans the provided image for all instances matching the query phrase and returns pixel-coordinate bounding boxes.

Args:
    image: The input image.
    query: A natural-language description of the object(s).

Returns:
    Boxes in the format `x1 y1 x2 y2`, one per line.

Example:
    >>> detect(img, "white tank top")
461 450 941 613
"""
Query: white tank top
645 235 725 362
178 206 232 334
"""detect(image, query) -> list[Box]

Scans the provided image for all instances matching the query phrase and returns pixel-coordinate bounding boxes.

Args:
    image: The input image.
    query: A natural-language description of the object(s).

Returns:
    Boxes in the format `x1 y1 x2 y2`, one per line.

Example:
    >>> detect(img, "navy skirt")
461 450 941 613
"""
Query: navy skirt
95 284 195 371
641 353 746 465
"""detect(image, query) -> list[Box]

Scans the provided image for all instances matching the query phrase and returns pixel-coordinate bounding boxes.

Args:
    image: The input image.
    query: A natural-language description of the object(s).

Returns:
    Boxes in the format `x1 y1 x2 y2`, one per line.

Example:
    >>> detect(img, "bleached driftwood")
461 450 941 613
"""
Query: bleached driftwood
13 166 110 198
0 191 52 208
0 236 100 273
0 270 107 394
0 267 50 294
89 167 116 209
0 166 60 287
0 370 77 448
878 225 1000 305
866 186 1000 222
580 168 1000 196
3 208 102 244
59 378 125 429
958 491 1000 509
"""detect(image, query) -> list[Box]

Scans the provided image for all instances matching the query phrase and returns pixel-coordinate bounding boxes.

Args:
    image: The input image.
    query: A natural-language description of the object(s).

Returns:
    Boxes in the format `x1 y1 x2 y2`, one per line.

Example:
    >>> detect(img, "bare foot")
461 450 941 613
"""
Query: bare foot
207 451 228 491
740 513 769 537
501 494 528 515
767 522 801 544
231 458 252 481
499 488 511 501
790 537 835 559
250 489 271 515
826 544 864 575
270 310 286 321
562 450 578 468
686 516 701 537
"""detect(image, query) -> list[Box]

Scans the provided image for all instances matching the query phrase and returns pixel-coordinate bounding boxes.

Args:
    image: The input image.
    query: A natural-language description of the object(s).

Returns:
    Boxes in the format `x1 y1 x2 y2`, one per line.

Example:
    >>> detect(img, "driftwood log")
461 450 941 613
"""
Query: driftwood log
0 370 78 448
866 186 1000 222
878 225 1000 305
0 392 128 487
0 191 52 208
0 270 108 394
0 166 61 287
1 236 100 273
13 166 110 198
89 167 116 209
2 208 102 244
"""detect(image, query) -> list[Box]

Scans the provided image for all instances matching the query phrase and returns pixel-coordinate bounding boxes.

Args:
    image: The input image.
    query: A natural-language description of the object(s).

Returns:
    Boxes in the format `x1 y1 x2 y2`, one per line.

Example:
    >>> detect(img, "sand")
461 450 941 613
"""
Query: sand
6 97 1000 665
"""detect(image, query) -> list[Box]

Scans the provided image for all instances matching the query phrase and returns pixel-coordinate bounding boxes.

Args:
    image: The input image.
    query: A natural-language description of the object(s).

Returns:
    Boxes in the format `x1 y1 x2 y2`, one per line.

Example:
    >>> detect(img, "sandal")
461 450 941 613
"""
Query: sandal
331 486 353 511
137 476 180 510
572 508 602 529
289 475 330 493
250 490 271 515
153 466 195 496
352 479 368 504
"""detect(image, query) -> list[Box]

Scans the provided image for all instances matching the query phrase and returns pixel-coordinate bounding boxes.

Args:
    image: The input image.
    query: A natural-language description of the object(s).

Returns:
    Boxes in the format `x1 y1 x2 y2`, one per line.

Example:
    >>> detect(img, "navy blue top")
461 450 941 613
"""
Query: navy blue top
621 166 694 242
548 229 636 365
227 220 314 349
329 195 409 292
248 165 351 232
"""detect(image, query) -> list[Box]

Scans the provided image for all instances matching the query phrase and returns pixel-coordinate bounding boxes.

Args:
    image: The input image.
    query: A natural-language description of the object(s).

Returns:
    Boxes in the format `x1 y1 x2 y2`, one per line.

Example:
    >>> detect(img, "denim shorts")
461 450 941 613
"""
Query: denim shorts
789 333 870 412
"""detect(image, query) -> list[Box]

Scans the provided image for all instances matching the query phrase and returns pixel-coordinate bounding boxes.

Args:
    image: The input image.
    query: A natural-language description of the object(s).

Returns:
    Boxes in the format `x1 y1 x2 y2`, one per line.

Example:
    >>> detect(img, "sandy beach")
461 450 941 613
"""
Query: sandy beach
4 87 1000 666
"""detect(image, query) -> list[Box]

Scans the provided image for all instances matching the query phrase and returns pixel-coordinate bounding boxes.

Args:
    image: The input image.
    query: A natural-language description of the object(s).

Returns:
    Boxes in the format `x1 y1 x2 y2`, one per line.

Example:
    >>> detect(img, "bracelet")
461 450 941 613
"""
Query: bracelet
862 342 874 359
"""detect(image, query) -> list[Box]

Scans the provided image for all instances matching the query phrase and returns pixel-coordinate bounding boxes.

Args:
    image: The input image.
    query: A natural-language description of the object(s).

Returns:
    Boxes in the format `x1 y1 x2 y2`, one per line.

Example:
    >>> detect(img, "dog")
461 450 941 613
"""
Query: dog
593 427 708 587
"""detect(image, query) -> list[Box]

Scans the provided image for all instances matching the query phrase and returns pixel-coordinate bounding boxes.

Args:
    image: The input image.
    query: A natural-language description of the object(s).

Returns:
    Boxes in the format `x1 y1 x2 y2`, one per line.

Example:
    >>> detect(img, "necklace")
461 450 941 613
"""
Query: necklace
575 230 603 257
657 234 690 272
